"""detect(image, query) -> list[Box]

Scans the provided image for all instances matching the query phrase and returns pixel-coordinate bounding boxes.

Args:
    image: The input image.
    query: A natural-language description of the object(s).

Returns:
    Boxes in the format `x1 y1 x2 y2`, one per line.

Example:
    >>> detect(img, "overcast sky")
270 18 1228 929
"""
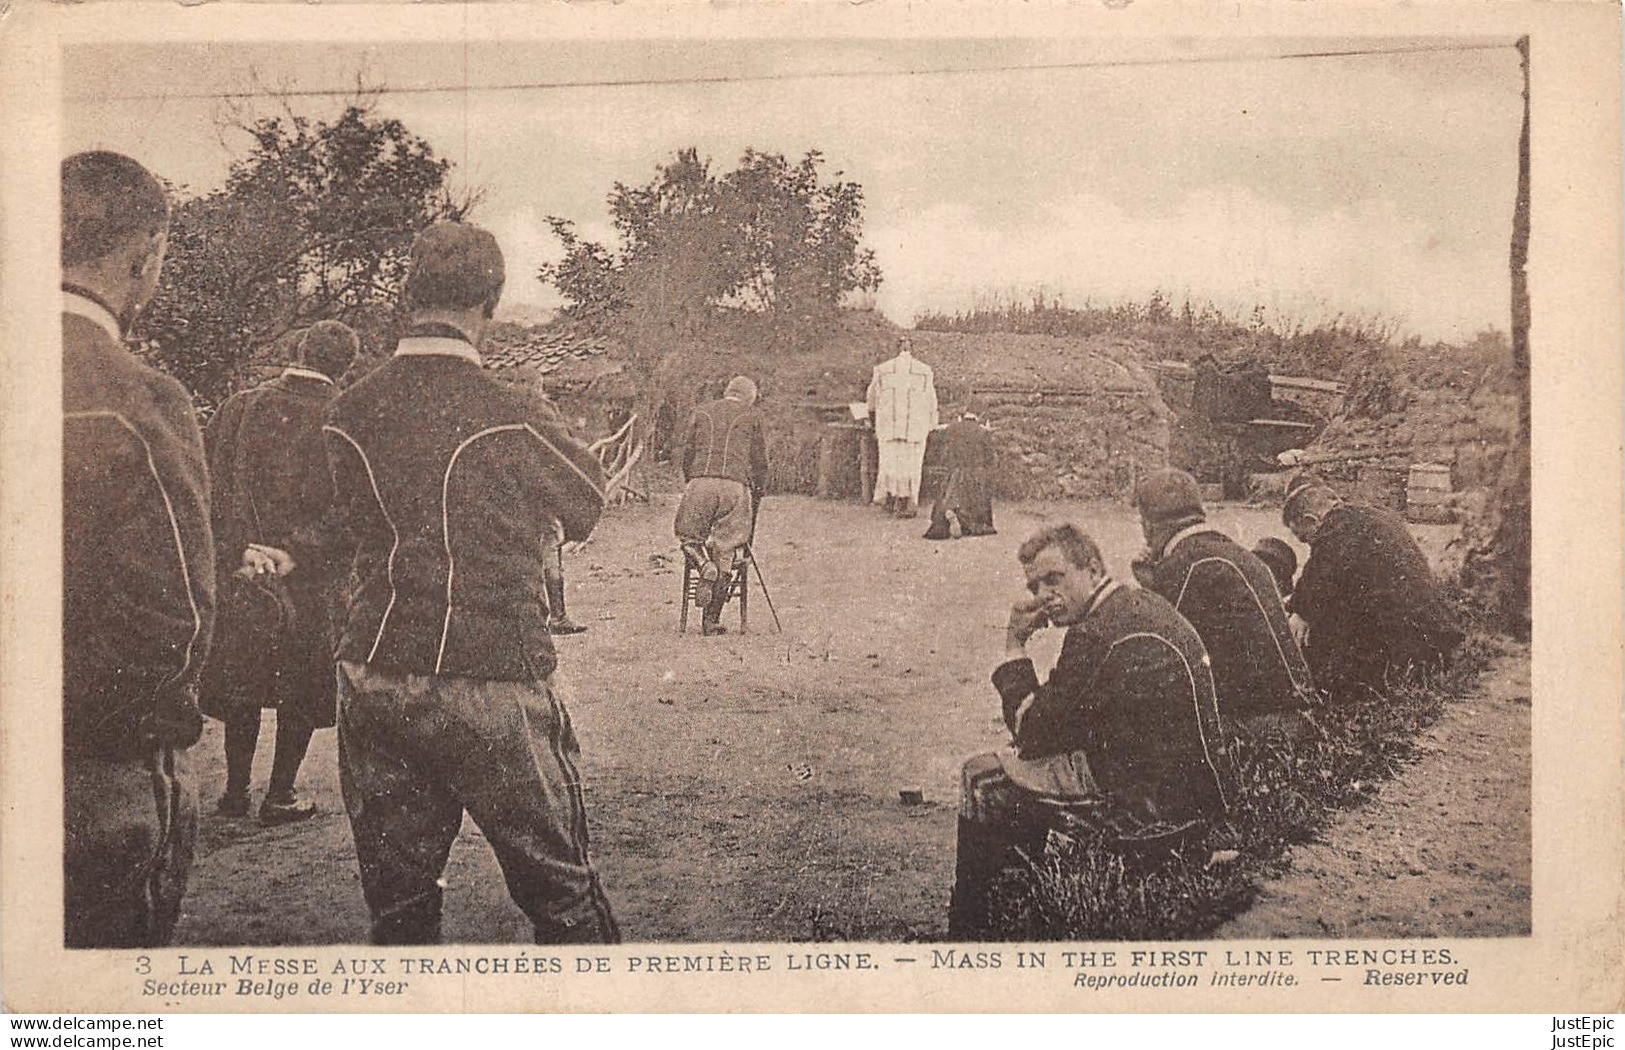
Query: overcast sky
64 37 1523 341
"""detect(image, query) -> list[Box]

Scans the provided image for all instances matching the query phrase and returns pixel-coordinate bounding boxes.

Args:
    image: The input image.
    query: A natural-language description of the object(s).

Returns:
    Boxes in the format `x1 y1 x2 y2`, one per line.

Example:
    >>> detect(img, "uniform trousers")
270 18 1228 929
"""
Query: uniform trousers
64 746 197 948
949 749 1100 941
673 476 754 575
336 660 619 945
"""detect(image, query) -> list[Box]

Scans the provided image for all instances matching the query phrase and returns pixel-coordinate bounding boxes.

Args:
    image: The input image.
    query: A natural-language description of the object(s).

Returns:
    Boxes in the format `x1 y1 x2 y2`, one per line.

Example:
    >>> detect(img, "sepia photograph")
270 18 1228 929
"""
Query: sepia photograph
3 0 1620 1015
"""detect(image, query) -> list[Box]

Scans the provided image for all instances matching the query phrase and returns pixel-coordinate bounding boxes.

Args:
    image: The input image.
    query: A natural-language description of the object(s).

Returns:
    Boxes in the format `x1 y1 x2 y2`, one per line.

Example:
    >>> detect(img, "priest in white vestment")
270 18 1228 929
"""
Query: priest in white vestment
866 336 939 517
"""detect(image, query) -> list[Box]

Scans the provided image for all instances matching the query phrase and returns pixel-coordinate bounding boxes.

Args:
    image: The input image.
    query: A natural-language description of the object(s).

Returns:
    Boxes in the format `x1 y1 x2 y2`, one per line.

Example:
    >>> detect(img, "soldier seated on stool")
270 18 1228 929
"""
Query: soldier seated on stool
672 376 769 636
948 524 1230 940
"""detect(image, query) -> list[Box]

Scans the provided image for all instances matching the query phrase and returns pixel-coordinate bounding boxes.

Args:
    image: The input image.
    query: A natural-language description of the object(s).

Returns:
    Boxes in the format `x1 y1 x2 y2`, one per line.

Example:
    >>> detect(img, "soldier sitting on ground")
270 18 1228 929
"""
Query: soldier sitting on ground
1283 481 1465 700
948 524 1230 940
1131 468 1316 740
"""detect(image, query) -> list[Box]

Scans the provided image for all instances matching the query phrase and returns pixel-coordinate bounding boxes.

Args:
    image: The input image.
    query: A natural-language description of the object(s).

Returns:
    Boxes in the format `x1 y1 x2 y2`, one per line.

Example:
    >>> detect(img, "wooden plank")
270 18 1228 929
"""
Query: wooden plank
1268 374 1346 395
1151 359 1345 396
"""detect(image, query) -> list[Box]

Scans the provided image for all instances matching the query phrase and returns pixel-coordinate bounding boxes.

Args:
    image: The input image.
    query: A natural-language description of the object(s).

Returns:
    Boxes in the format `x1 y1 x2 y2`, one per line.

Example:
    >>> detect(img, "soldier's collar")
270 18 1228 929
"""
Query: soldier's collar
1085 578 1124 618
281 366 335 385
62 286 122 343
395 335 481 366
1158 522 1224 560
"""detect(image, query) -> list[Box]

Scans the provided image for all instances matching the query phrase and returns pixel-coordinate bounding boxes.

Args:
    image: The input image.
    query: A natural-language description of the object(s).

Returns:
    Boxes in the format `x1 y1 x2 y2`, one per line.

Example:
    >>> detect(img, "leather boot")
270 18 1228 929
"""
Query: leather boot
545 572 587 634
370 894 444 946
896 496 917 519
700 591 729 636
693 561 719 609
947 816 1001 941
947 814 1046 940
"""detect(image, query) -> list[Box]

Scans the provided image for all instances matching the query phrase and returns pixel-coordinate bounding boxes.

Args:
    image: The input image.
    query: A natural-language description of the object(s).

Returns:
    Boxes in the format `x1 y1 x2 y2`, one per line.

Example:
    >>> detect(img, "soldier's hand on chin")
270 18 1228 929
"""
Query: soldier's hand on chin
1007 596 1050 653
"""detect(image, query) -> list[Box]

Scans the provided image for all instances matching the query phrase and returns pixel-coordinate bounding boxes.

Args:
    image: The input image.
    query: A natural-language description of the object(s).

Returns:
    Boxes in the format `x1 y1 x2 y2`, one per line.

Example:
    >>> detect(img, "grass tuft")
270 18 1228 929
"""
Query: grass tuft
985 632 1499 940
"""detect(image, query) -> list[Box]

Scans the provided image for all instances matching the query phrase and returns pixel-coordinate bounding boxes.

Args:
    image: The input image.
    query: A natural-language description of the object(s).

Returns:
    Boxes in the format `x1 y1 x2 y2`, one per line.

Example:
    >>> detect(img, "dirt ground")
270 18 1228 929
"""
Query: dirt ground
1218 646 1531 940
173 495 1529 945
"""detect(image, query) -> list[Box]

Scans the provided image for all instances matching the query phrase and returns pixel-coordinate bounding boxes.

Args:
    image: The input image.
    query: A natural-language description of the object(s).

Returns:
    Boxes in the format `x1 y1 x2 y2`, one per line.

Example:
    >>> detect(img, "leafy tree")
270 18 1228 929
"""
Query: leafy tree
540 146 882 333
137 104 473 405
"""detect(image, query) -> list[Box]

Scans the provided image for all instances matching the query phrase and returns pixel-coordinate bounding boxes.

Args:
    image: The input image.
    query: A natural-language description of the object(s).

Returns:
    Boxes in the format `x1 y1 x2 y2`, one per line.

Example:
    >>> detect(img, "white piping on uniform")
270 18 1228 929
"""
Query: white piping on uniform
434 423 605 671
1107 630 1229 811
64 411 202 704
324 425 400 663
435 424 528 673
523 424 607 501
694 407 717 476
1087 579 1125 616
1159 523 1224 561
1012 694 1038 736
1174 553 1310 694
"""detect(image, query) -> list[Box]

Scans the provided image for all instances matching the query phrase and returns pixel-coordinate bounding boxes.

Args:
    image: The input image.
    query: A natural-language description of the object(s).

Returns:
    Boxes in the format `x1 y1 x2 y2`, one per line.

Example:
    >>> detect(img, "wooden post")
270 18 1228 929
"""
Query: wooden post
1500 35 1532 637
859 431 876 504
1467 36 1532 638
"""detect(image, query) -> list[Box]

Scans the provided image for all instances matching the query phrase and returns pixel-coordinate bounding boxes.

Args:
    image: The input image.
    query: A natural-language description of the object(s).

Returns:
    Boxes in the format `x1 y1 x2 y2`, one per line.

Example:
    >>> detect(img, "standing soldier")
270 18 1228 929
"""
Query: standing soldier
309 222 618 944
61 152 213 947
673 375 769 636
867 335 938 518
201 321 358 824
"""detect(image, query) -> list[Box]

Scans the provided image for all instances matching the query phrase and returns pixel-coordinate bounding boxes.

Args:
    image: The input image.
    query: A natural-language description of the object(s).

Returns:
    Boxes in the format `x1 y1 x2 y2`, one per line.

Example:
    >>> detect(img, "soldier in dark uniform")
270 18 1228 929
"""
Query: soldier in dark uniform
61 152 212 947
948 524 1230 939
1131 469 1315 738
923 410 997 540
313 222 618 944
202 321 359 824
1251 537 1299 600
1284 483 1465 699
673 376 769 636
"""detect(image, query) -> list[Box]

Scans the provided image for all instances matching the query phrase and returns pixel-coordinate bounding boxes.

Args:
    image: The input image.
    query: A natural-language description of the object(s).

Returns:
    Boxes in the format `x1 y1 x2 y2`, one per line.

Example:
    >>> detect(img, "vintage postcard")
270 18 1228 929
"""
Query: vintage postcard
1 0 1619 1014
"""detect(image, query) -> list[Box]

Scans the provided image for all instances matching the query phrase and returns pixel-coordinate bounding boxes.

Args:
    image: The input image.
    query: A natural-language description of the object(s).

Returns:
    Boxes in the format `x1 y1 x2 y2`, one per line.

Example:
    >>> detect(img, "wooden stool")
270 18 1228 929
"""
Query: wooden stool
678 545 752 634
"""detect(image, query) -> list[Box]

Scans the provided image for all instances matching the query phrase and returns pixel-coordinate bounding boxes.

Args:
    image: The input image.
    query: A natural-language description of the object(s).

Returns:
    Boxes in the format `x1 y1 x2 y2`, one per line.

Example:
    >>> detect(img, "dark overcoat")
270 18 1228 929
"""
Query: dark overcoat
1147 526 1314 726
1291 503 1465 694
200 370 340 725
991 581 1230 828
